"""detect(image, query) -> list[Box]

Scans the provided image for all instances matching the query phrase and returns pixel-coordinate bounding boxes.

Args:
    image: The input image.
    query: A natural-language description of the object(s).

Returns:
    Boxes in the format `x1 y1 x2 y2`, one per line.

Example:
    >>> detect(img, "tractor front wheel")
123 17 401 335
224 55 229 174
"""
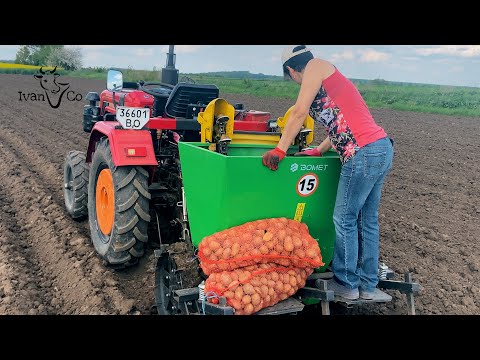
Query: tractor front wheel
88 137 151 267
64 151 89 220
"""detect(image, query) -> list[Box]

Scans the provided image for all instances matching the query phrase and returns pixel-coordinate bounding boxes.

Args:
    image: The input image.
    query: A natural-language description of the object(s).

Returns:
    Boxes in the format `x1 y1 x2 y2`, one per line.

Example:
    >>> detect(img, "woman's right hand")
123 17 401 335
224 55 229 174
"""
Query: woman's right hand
294 147 322 156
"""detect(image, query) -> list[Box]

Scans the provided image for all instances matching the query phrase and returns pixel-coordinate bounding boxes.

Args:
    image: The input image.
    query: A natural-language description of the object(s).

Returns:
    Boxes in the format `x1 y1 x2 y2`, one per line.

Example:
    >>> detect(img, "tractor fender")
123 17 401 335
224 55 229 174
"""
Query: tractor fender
86 121 158 169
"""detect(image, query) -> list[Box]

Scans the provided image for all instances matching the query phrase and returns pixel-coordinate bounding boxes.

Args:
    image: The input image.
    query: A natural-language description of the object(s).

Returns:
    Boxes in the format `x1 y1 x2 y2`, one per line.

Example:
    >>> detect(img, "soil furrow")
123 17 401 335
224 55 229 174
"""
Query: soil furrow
0 139 137 314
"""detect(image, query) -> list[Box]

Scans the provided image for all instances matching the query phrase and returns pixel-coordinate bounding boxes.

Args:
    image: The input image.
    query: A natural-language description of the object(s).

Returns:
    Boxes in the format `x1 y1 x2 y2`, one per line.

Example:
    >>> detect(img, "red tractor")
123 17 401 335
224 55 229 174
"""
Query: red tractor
63 46 287 268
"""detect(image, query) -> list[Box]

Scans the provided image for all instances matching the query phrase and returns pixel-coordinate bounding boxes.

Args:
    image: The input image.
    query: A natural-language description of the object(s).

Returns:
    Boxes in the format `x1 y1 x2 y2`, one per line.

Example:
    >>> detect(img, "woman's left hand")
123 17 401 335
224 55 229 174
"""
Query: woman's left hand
262 147 286 171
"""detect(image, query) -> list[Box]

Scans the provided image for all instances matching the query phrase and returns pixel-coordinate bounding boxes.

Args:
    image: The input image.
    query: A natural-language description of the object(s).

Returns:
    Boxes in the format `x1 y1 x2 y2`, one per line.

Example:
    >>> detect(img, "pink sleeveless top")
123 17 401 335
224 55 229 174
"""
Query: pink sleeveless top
309 68 387 164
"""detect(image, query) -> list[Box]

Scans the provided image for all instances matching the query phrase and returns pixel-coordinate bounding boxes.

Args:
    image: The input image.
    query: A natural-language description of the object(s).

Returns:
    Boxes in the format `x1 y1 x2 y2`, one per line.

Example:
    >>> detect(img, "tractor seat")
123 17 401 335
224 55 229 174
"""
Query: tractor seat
123 81 139 90
150 87 172 97
165 83 219 119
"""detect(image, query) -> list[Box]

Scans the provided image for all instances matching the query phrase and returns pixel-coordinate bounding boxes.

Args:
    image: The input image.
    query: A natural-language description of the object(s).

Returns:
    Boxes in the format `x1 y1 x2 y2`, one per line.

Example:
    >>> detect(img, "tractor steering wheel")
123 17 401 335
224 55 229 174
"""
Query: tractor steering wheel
138 81 175 97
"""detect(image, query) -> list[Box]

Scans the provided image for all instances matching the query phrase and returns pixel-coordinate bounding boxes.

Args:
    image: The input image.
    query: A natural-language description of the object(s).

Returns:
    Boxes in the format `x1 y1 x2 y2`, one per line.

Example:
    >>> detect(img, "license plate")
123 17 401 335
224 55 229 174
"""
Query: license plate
116 106 150 130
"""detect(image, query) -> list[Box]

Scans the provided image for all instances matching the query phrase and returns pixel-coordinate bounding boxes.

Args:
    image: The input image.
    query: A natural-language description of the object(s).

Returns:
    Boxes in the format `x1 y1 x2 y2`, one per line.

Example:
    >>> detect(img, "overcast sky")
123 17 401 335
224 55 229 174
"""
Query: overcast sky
1 45 480 87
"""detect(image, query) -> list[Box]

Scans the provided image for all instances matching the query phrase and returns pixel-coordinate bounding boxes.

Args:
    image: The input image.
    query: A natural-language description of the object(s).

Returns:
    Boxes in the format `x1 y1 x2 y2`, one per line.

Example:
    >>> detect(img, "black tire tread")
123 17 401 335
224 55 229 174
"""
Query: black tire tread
88 137 150 267
64 150 89 219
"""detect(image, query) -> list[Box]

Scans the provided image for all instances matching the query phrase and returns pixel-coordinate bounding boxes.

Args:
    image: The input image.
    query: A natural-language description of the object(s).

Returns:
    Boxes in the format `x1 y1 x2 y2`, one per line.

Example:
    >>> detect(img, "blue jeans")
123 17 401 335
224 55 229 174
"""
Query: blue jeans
331 137 394 292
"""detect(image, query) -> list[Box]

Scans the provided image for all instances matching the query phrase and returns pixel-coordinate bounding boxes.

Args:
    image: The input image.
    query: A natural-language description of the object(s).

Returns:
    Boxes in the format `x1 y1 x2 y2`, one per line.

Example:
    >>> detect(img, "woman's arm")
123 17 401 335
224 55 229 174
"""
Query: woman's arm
276 59 335 153
317 136 332 155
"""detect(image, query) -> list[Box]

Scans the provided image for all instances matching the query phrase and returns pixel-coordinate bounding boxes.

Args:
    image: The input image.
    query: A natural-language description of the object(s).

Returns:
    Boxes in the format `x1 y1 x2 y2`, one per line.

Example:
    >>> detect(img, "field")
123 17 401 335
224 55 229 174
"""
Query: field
0 74 478 315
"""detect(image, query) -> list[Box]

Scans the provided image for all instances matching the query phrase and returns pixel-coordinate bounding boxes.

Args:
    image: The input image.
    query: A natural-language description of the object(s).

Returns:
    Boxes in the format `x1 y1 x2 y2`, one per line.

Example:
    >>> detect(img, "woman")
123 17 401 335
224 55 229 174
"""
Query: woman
262 45 394 301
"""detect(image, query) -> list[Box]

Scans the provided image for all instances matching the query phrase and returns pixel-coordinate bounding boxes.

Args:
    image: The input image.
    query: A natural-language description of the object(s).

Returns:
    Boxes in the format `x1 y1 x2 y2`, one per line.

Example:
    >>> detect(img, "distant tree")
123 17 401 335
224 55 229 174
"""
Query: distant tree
46 46 83 70
15 45 33 64
15 45 63 66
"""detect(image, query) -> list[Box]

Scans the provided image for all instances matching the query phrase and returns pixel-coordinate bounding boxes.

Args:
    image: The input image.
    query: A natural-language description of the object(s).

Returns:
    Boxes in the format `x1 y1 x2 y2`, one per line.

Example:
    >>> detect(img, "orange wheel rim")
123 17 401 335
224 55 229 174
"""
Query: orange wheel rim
96 168 114 235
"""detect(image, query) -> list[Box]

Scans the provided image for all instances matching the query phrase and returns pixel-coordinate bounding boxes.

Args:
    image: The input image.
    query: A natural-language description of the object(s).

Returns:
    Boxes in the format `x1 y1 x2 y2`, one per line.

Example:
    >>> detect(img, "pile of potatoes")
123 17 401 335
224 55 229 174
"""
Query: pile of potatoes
198 217 323 275
205 263 312 315
200 218 322 315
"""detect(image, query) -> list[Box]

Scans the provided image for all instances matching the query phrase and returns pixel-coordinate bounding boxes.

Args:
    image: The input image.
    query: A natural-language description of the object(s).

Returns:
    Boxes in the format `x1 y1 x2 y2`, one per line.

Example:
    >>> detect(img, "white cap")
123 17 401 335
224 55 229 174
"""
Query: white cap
281 45 312 65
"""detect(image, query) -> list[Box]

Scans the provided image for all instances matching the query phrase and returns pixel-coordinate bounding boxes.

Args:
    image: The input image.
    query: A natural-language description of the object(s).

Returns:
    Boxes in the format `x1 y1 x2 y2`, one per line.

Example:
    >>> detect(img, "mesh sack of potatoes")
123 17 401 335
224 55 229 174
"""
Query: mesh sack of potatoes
198 217 324 275
204 263 313 315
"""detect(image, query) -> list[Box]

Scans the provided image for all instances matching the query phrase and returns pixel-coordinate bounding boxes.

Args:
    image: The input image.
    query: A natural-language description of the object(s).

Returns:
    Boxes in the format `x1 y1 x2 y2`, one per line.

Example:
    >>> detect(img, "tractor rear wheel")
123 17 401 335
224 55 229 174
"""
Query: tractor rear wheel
88 137 151 266
64 150 89 219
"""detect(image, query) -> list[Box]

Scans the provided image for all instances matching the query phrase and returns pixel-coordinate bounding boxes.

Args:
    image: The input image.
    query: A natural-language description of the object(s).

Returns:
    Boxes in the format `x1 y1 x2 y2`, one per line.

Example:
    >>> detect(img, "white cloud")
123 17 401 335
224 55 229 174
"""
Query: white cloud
271 55 281 63
358 48 390 62
415 45 480 57
133 47 155 56
330 50 355 62
329 48 389 63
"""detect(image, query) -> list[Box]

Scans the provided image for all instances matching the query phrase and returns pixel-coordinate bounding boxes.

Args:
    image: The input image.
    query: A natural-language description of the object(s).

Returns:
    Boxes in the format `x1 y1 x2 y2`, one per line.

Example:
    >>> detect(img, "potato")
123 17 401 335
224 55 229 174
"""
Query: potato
277 229 287 240
259 245 269 255
302 238 309 248
239 260 250 268
265 241 275 250
215 248 223 258
278 259 291 267
242 294 252 305
275 281 284 293
231 243 240 257
256 220 268 230
290 276 298 287
306 248 318 259
263 232 273 242
223 238 233 248
238 271 251 282
229 298 242 310
251 293 261 307
220 273 232 287
244 303 254 315
209 240 220 251
294 249 305 258
284 237 294 252
221 247 231 259
241 233 251 242
218 263 229 271
234 285 244 300
243 283 255 295
292 236 303 249
253 236 263 247
283 283 292 294
260 285 269 297
202 247 212 257
250 278 261 287
224 290 235 299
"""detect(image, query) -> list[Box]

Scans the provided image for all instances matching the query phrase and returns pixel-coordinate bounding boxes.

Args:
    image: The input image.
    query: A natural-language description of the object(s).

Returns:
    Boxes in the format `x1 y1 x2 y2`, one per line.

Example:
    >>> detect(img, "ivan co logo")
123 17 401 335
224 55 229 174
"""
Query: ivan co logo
18 66 83 109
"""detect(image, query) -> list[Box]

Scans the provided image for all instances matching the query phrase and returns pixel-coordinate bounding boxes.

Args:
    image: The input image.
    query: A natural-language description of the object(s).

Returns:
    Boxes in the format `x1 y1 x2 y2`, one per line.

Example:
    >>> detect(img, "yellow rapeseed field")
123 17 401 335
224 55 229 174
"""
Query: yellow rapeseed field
0 62 62 71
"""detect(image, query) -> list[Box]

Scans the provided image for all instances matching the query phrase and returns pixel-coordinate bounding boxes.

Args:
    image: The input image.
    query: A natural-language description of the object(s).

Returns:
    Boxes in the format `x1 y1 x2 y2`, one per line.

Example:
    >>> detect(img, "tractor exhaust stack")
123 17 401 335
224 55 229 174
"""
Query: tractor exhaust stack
161 45 179 86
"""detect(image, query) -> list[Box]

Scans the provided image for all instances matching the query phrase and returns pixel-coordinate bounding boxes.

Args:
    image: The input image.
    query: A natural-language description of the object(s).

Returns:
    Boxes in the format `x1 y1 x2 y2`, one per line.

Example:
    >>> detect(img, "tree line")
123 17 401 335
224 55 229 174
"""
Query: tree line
15 45 83 71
